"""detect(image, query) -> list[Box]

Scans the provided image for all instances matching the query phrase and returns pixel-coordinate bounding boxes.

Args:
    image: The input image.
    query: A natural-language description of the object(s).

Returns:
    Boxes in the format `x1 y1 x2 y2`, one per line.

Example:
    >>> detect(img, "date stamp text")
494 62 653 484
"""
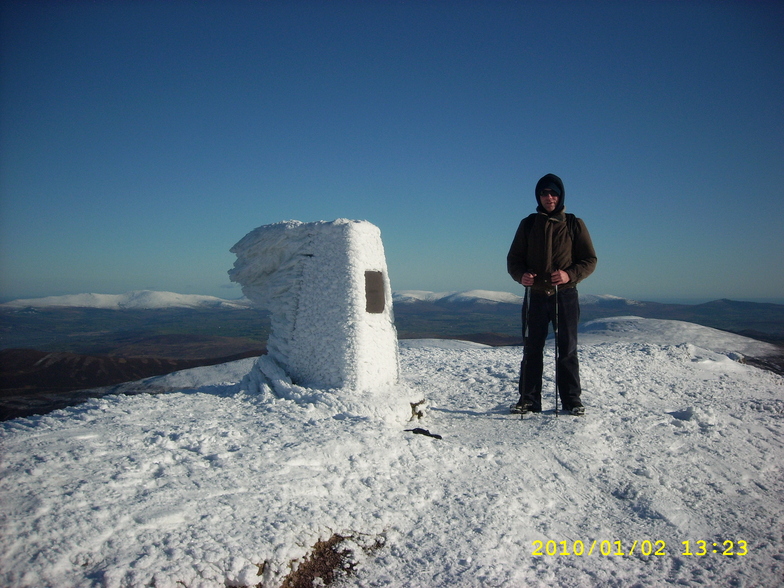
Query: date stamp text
532 539 748 557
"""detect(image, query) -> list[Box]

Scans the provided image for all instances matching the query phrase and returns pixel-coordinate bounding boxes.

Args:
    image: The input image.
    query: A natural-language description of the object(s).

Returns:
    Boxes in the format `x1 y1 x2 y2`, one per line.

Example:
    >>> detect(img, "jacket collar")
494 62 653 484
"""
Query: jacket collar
536 206 566 220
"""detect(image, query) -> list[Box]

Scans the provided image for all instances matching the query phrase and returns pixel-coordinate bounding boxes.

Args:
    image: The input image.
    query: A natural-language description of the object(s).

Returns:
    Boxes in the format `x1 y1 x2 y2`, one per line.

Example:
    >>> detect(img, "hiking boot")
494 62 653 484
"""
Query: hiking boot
510 401 540 414
569 405 585 416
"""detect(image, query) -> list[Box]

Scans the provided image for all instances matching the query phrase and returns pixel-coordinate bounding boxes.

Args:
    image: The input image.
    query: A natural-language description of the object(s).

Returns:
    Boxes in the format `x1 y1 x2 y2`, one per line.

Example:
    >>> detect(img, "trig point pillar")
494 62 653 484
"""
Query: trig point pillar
228 219 399 390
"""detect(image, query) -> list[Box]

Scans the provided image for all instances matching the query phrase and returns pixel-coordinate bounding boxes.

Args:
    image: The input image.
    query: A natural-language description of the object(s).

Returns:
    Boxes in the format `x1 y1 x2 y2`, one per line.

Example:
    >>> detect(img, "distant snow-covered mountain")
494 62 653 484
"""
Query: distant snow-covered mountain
393 289 524 305
0 290 252 310
393 289 641 306
4 289 633 310
4 290 782 350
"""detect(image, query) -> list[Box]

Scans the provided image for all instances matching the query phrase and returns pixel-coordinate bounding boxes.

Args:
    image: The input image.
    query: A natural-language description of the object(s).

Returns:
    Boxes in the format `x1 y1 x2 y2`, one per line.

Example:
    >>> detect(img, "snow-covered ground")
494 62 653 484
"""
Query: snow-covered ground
1 319 783 587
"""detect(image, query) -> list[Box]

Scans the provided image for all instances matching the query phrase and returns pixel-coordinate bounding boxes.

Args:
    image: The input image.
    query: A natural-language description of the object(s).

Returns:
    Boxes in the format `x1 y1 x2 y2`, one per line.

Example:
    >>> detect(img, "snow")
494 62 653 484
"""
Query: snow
399 339 492 350
393 290 524 305
392 290 648 307
444 290 524 304
581 316 780 358
1 318 782 587
229 220 400 392
579 293 644 306
391 289 448 303
0 290 251 310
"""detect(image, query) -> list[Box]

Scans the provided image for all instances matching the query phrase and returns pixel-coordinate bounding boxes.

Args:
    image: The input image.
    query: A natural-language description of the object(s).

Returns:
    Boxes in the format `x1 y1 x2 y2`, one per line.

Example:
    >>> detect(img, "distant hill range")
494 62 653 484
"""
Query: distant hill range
2 289 783 420
392 290 784 347
0 290 253 311
2 288 783 351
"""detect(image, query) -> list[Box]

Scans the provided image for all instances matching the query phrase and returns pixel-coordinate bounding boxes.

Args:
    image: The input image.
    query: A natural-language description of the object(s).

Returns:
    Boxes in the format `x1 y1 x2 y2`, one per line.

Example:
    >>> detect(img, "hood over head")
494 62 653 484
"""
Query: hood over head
534 173 565 214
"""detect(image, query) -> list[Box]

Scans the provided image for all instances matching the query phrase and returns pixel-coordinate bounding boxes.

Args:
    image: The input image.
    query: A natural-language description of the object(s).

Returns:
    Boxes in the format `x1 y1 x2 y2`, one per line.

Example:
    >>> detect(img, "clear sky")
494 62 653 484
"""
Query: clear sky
1 0 783 304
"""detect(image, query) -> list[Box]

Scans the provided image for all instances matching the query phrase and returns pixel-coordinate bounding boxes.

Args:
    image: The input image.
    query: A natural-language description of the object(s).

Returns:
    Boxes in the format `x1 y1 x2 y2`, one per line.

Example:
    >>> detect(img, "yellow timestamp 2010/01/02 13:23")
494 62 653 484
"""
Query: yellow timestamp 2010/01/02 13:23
532 539 749 557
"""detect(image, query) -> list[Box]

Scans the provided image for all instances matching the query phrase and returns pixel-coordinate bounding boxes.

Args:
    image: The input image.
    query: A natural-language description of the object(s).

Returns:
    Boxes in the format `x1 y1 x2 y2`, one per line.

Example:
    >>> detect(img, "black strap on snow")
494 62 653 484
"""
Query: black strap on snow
405 428 443 440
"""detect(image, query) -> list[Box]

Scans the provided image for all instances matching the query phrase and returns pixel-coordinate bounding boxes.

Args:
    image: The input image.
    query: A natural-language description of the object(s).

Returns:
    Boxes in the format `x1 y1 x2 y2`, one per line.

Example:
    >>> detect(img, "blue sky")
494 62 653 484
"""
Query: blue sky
1 0 782 304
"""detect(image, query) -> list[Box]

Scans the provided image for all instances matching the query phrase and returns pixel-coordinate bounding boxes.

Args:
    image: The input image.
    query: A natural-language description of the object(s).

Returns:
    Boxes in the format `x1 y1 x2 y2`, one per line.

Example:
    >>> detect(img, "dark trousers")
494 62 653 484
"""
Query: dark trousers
518 287 582 411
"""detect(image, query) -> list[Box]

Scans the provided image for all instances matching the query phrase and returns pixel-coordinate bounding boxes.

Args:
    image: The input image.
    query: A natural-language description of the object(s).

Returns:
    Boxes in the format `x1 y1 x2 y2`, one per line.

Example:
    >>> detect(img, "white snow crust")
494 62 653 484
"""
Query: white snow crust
228 219 399 392
1 318 783 587
398 338 492 349
581 316 780 358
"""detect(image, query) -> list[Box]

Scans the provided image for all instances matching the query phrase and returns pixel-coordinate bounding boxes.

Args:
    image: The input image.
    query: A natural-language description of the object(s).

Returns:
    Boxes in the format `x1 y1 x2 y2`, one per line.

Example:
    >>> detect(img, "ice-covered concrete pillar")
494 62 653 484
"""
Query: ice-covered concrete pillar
228 219 399 390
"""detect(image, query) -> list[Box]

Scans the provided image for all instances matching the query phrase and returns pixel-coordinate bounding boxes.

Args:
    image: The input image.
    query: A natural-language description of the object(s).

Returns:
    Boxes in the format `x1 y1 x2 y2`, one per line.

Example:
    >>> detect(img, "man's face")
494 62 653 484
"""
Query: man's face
539 189 559 212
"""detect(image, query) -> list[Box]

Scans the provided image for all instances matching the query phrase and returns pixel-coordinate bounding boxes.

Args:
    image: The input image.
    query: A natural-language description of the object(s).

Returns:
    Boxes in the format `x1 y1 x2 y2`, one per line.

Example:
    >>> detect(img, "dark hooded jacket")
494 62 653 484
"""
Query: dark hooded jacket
507 174 597 293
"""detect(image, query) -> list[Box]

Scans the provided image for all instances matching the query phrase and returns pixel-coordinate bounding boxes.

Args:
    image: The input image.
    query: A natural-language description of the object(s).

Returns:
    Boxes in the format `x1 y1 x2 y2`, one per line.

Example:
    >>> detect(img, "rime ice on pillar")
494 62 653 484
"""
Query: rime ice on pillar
228 219 399 390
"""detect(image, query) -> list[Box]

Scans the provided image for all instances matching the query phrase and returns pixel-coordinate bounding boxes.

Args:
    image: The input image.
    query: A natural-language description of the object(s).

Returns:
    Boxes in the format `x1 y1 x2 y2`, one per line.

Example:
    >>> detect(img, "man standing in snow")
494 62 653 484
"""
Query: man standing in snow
507 173 597 416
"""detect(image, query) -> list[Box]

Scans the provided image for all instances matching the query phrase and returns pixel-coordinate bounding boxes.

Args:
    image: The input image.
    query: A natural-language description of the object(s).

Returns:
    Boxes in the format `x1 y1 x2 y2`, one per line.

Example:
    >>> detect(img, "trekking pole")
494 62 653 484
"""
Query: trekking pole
521 286 530 421
554 283 559 417
523 286 530 344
